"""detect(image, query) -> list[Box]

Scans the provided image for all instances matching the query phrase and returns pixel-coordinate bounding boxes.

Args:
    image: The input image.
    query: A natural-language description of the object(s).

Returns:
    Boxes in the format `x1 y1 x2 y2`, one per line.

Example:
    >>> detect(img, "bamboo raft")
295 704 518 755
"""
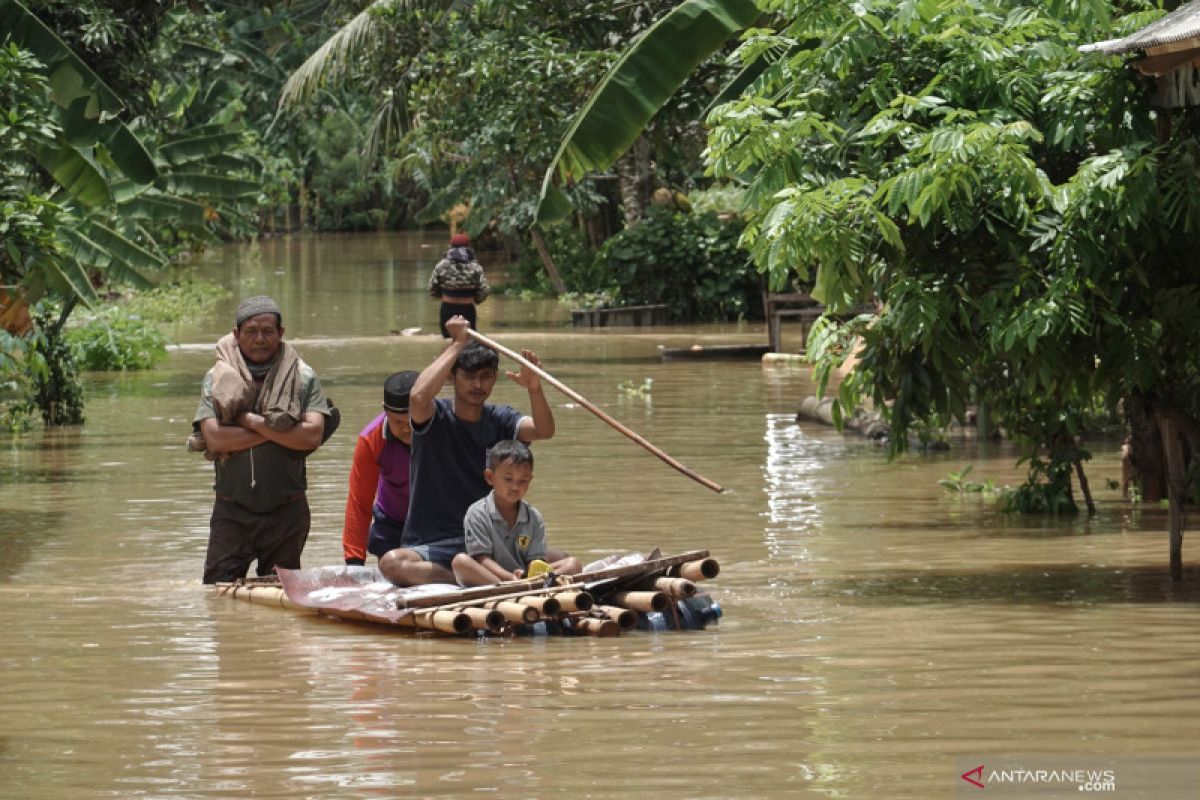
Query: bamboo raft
214 549 722 638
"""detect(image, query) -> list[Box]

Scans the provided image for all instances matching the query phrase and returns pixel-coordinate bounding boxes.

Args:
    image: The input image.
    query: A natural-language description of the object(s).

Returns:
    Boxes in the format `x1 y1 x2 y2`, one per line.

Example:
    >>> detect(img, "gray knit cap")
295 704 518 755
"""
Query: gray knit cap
236 295 282 326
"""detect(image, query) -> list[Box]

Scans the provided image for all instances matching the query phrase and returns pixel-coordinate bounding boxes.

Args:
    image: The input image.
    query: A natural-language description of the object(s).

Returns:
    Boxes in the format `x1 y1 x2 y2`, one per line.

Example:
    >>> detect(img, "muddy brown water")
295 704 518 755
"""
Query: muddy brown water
1 233 1197 798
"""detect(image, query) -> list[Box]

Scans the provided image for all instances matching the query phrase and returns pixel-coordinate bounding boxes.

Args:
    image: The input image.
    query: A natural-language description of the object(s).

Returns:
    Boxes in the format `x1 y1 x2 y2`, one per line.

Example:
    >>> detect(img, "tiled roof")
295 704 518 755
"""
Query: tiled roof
1080 0 1200 54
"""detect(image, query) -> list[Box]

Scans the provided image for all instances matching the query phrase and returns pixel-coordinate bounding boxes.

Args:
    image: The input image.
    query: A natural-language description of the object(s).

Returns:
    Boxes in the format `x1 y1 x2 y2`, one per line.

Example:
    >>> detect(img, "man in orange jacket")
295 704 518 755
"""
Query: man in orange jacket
342 371 417 565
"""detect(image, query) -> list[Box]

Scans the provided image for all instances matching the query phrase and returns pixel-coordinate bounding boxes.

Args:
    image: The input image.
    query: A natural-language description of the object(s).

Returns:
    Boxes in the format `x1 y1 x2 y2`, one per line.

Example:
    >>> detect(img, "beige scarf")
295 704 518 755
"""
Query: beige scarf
187 334 304 456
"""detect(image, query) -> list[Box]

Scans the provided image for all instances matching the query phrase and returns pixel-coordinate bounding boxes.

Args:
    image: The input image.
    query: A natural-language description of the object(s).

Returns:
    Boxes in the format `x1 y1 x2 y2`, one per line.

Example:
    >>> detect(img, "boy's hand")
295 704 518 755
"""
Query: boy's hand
512 568 525 579
445 315 471 343
506 349 542 391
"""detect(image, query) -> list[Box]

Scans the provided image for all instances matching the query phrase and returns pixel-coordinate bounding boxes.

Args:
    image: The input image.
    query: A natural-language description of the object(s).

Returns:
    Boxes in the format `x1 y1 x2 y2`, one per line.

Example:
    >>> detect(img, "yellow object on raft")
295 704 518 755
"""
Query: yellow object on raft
525 559 551 579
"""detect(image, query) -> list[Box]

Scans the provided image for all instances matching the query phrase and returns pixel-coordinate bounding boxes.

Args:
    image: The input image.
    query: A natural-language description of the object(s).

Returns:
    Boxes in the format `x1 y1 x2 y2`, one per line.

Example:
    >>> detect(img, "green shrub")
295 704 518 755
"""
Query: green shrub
65 307 168 371
599 208 759 321
123 278 228 324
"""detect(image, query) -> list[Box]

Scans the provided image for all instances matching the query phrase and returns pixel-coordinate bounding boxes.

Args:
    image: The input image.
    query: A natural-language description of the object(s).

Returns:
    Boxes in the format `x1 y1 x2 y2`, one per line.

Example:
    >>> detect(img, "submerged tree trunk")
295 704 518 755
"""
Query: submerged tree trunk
529 227 567 295
1073 460 1095 515
1126 393 1167 502
1157 416 1187 580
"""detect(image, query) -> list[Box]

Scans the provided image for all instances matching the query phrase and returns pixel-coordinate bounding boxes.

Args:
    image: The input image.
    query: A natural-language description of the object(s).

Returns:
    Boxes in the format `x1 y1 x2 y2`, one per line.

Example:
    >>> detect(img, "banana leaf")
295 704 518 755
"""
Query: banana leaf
42 254 98 306
3 1 158 186
535 0 760 224
32 139 112 207
98 123 158 185
0 0 123 113
159 131 246 166
158 171 261 199
118 193 210 226
78 221 166 275
56 226 154 288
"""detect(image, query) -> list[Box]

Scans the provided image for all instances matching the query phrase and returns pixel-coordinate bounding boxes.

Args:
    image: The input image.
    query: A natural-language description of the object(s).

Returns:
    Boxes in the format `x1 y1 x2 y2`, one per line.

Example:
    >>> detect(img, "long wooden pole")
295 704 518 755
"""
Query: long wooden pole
467 329 723 493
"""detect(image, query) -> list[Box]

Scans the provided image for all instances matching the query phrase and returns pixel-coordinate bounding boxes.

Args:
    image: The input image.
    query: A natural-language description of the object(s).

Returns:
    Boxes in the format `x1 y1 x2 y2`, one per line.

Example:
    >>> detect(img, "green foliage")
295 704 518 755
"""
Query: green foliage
704 0 1200 502
598 208 758 321
535 0 761 223
1000 452 1078 515
306 110 397 231
28 307 83 425
938 464 997 495
688 183 746 216
122 278 227 324
507 224 609 296
64 306 168 371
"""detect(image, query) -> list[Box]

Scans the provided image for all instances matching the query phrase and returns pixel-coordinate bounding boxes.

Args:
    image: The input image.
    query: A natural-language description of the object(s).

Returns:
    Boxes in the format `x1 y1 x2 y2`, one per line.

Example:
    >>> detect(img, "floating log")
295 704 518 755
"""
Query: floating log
609 590 668 612
593 604 637 630
675 557 720 581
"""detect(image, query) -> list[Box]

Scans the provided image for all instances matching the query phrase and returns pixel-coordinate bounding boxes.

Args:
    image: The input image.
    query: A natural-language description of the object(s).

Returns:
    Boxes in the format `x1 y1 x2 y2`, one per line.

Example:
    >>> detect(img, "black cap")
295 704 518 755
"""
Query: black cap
383 371 418 412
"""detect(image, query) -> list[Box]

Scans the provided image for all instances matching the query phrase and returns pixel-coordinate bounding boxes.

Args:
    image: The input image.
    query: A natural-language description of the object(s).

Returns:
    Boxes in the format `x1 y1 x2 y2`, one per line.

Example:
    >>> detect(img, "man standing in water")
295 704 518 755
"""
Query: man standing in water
379 315 555 586
191 295 334 583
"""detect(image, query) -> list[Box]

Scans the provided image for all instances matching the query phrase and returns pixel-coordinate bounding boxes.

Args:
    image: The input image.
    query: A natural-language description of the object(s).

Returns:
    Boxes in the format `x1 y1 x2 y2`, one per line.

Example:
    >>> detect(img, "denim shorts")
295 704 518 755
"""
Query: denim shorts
405 538 463 569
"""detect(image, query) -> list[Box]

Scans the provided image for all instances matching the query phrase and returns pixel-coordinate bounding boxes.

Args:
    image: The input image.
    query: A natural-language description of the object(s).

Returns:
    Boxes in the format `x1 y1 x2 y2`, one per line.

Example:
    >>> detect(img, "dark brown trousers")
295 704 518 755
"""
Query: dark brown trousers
202 495 310 584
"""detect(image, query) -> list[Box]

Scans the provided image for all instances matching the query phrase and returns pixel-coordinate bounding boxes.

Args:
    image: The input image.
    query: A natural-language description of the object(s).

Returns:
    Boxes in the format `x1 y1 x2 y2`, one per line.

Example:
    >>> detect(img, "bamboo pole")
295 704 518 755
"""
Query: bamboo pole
609 590 668 613
553 589 594 612
486 599 539 624
652 577 697 598
466 329 724 494
519 595 562 616
675 557 720 581
571 616 621 637
414 609 472 634
592 604 637 630
462 606 506 633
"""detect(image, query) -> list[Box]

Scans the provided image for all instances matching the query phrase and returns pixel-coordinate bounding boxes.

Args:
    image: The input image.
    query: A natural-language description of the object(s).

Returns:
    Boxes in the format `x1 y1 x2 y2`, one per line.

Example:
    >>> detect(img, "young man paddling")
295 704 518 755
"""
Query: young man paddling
379 315 555 586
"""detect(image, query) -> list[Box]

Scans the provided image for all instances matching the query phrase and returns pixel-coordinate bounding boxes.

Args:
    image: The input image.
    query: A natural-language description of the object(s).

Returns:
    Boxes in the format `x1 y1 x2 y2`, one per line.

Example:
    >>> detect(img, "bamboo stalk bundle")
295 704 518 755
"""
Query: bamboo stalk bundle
675 557 720 581
486 599 539 624
519 595 562 616
608 590 668 612
592 604 637 630
553 589 593 612
462 606 506 633
415 609 472 634
571 616 621 637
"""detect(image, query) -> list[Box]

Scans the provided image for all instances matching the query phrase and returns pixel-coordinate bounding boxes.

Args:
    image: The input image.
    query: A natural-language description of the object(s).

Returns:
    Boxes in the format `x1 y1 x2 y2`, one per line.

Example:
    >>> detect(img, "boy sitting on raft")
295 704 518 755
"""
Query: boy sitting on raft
452 440 580 586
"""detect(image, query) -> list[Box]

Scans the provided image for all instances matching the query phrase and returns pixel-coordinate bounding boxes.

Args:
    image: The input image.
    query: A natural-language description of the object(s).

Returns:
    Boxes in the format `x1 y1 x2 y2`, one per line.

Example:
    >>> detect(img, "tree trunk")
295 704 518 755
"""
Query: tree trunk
615 149 643 229
1073 459 1095 515
1157 415 1187 580
1126 393 1167 502
529 226 567 295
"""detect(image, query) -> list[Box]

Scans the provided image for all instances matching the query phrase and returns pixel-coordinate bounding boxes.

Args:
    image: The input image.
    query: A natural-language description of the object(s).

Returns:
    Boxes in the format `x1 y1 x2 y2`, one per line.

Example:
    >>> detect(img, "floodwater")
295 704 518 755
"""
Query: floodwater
1 232 1198 799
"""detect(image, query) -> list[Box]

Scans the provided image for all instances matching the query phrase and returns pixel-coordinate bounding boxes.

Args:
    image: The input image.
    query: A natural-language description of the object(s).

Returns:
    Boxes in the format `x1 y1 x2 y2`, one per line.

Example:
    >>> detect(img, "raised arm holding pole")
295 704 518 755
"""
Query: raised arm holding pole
466 329 724 494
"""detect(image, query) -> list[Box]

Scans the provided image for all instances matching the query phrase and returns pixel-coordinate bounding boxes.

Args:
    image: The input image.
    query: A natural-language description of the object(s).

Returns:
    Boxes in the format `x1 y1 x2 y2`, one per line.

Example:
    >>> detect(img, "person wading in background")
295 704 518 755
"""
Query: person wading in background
427 232 489 338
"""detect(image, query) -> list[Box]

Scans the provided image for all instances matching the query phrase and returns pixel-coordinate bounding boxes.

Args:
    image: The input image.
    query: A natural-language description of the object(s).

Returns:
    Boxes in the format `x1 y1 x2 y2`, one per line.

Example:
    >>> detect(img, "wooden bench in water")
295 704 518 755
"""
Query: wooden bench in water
215 550 723 638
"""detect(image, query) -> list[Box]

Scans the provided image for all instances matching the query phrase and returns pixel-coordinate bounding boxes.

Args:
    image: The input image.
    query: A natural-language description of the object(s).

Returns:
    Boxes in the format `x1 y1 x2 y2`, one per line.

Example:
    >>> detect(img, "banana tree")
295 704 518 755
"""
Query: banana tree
534 0 761 226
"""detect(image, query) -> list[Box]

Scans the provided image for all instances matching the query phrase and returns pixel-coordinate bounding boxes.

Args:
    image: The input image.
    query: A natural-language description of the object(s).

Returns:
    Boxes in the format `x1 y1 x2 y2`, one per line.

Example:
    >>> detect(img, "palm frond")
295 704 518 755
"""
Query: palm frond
278 0 396 108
